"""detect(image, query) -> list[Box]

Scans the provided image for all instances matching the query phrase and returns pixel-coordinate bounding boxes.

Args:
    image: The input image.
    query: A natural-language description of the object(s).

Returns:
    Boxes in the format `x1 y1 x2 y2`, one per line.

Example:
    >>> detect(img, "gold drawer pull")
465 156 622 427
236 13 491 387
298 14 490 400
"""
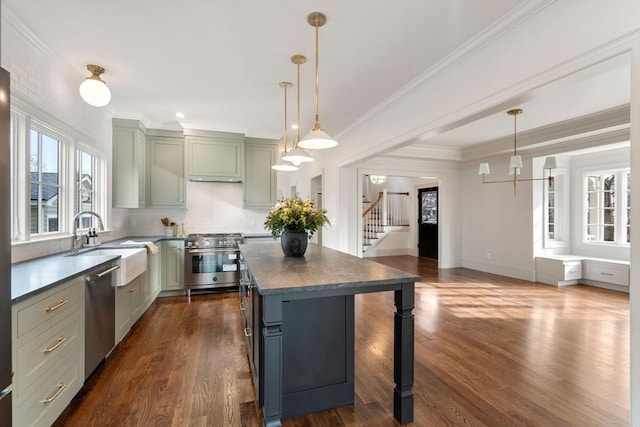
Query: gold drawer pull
43 337 66 354
601 272 614 276
41 383 66 404
130 287 136 293
45 299 68 312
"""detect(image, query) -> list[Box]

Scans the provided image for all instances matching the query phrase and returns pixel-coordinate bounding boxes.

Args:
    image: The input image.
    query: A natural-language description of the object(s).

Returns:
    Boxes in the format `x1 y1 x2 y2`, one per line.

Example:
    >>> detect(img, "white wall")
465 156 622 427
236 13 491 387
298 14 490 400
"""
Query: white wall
462 156 536 280
2 6 128 262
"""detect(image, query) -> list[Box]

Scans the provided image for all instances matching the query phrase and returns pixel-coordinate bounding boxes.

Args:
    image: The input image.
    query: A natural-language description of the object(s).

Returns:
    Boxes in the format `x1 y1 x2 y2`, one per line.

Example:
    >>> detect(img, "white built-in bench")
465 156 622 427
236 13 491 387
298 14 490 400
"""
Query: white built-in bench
535 255 630 293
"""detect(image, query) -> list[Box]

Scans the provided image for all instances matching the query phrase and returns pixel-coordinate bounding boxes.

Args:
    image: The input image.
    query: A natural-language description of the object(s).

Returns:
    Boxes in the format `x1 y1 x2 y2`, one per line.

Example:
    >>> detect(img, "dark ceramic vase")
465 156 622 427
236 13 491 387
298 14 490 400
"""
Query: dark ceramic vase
280 230 308 257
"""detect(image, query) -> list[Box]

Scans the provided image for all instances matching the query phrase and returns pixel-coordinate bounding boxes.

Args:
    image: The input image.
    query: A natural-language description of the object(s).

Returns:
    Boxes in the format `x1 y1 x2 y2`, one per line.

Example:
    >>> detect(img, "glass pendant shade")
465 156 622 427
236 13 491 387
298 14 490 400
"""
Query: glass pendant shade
272 155 299 171
369 175 387 184
282 146 313 163
478 163 490 175
299 125 338 149
79 65 111 107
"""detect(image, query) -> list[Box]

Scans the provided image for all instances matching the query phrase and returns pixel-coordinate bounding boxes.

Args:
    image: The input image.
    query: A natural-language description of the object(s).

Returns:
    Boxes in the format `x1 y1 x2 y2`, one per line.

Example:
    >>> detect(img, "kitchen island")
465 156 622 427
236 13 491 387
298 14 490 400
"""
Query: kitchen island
239 242 419 427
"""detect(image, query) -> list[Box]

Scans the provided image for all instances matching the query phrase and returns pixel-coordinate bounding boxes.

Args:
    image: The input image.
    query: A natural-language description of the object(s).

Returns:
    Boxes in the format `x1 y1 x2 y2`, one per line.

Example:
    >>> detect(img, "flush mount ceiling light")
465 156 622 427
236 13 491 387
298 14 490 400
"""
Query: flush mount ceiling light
272 82 299 172
369 175 387 184
478 108 556 196
283 54 314 164
298 12 337 150
79 64 111 107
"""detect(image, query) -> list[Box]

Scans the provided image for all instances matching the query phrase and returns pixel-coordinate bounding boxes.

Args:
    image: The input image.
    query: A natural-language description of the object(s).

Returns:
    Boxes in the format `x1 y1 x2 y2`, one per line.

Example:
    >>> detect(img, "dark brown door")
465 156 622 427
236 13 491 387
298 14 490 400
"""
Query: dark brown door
418 187 438 259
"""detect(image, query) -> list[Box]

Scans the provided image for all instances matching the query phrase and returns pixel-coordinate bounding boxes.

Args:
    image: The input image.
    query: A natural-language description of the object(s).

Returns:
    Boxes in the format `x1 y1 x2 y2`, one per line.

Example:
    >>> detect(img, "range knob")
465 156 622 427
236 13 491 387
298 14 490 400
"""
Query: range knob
204 240 211 247
194 241 200 248
186 241 192 248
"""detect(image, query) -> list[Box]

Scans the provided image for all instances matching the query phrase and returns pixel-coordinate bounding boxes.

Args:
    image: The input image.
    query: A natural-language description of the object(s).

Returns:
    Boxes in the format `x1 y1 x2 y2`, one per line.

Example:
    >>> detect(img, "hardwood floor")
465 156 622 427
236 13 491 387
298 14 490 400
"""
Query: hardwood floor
54 256 629 427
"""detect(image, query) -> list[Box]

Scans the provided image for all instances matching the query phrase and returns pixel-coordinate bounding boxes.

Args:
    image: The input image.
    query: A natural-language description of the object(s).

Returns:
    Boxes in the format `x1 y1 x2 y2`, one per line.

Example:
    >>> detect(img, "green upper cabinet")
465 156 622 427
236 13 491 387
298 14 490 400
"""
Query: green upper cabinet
185 129 244 182
112 119 146 208
148 129 185 207
244 137 277 208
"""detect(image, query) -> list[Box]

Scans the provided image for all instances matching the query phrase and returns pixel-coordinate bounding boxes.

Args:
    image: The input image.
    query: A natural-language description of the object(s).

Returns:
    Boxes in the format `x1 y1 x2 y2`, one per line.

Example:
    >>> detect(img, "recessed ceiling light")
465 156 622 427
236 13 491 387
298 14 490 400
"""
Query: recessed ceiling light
176 112 185 119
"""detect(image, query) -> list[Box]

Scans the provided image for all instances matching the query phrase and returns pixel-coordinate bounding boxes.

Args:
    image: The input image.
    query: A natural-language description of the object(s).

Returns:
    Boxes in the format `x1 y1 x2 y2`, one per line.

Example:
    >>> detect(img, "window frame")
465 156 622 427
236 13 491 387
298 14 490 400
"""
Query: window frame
582 168 630 246
10 108 108 244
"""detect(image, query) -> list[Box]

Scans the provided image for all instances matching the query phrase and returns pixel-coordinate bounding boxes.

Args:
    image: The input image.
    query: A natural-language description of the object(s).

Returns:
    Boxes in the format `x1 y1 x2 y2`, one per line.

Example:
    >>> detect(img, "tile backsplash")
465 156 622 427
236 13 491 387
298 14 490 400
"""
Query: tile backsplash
127 181 271 236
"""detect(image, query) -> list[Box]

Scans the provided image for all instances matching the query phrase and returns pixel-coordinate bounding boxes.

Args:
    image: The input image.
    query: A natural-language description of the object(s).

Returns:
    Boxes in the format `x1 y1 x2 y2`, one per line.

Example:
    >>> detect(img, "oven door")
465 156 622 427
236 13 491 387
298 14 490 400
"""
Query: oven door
186 248 239 289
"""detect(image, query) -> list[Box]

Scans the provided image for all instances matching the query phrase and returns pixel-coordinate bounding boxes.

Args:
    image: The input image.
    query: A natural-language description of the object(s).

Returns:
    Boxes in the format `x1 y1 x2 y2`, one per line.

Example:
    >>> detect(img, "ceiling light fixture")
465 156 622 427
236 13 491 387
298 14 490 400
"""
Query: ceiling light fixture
79 64 111 107
369 175 387 184
283 55 314 164
298 12 337 150
272 82 299 172
478 109 556 196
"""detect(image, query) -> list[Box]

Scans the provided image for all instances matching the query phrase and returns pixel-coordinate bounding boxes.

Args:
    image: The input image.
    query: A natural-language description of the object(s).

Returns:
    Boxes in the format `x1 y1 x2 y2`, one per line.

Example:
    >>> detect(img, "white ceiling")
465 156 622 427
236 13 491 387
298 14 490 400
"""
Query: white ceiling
2 0 631 152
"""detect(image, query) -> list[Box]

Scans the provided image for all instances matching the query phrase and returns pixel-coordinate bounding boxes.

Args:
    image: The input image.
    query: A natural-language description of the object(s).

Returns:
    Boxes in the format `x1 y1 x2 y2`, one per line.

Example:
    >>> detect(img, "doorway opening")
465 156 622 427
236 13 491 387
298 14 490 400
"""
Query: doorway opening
418 186 438 259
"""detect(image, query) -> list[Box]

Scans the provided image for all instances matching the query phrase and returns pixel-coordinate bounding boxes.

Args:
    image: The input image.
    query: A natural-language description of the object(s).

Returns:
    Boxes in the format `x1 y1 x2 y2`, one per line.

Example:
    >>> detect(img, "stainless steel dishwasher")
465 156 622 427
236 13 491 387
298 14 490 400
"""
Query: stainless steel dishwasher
85 263 119 380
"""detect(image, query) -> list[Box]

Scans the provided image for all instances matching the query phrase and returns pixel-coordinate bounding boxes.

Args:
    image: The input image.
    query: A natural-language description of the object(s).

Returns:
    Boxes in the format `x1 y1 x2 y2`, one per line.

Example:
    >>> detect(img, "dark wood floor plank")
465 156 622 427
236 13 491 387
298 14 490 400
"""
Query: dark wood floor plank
54 256 629 426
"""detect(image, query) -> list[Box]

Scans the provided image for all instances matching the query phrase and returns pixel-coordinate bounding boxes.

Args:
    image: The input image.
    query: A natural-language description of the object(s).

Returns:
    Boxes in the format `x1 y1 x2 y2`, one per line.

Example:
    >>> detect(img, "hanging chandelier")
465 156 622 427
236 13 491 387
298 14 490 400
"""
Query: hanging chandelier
272 81 298 171
283 54 314 164
298 12 338 150
478 109 556 196
369 175 387 184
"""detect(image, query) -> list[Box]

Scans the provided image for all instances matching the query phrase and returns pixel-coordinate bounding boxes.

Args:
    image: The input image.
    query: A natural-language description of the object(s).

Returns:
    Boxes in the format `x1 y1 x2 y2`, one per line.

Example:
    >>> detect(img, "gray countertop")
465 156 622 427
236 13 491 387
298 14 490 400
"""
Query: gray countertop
239 242 420 295
11 235 177 303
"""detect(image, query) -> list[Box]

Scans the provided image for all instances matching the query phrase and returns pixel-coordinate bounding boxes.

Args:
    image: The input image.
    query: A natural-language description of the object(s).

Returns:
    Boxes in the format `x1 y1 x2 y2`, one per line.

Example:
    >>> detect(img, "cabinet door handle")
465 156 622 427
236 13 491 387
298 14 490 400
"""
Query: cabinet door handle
239 303 246 311
43 337 66 354
41 383 66 404
601 272 614 276
45 299 68 312
244 327 252 337
130 287 137 293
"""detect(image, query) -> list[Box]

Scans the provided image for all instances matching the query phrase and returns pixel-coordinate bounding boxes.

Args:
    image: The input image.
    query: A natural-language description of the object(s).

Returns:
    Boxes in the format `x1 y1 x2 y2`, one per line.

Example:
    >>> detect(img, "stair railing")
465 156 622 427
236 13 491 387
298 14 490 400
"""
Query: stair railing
362 191 410 249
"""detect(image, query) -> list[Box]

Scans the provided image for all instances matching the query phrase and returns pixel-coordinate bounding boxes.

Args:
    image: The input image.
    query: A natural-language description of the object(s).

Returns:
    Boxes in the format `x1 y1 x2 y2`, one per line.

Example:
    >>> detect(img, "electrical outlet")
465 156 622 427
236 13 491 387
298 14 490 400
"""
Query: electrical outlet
486 252 492 260
130 219 136 228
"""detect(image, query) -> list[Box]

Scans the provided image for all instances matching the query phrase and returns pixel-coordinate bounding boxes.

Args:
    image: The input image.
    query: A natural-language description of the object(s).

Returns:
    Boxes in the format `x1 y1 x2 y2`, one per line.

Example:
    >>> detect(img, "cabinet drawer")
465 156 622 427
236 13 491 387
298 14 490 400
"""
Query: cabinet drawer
16 278 84 339
16 348 83 427
15 313 82 397
563 262 582 280
583 262 629 286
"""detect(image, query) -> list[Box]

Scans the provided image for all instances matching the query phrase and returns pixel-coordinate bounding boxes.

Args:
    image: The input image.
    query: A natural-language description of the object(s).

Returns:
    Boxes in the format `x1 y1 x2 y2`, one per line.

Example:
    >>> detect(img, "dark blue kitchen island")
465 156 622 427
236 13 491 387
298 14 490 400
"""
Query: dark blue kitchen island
239 242 419 427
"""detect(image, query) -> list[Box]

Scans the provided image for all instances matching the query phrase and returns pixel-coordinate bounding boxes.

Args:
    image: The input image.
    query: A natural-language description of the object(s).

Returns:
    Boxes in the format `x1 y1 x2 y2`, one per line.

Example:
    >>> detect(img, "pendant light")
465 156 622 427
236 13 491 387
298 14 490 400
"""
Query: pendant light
283 55 314 163
298 12 337 150
478 108 556 196
272 82 299 172
79 64 111 107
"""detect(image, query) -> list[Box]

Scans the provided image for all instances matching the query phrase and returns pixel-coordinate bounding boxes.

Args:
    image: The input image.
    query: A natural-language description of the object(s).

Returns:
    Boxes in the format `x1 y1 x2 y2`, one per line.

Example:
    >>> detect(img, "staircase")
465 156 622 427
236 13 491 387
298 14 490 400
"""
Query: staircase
362 190 410 253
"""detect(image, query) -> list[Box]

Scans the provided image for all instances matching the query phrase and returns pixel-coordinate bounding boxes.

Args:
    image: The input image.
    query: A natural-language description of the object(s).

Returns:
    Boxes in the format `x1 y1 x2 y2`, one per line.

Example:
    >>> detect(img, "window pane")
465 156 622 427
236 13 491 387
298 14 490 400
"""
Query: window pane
587 208 598 225
603 208 615 225
586 225 599 240
30 129 60 235
42 134 59 173
603 225 615 242
587 176 598 191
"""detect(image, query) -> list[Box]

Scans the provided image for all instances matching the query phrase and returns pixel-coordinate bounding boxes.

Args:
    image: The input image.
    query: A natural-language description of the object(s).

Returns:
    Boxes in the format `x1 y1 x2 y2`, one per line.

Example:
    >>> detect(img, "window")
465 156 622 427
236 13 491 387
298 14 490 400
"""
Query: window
584 170 630 245
77 150 95 228
10 108 107 243
546 176 556 240
30 128 60 235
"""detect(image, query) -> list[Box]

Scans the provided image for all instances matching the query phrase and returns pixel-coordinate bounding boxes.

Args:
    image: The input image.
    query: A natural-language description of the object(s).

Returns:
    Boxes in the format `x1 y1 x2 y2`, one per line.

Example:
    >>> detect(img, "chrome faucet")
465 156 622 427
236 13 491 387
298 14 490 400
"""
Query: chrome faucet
71 211 105 253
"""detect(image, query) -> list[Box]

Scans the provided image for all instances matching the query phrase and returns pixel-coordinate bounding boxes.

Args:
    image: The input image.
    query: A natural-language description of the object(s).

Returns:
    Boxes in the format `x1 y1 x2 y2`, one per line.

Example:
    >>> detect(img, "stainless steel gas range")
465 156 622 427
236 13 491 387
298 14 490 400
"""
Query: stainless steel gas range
184 233 244 296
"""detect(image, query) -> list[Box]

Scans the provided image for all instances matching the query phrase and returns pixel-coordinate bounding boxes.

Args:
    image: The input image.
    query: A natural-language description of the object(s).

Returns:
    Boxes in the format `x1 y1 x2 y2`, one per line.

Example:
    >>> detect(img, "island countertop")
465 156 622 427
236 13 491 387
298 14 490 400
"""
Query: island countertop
238 241 420 295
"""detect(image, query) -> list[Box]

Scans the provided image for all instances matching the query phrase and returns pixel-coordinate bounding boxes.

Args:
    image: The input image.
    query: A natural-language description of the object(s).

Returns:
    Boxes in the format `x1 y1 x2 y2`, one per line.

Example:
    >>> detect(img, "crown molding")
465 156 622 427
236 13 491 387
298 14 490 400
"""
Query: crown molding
335 1 553 141
462 104 630 162
1 3 60 65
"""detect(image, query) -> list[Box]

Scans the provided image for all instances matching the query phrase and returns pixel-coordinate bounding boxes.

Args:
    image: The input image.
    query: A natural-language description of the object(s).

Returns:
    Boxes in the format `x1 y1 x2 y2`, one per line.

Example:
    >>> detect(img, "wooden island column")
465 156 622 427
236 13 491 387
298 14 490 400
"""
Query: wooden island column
239 242 418 427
